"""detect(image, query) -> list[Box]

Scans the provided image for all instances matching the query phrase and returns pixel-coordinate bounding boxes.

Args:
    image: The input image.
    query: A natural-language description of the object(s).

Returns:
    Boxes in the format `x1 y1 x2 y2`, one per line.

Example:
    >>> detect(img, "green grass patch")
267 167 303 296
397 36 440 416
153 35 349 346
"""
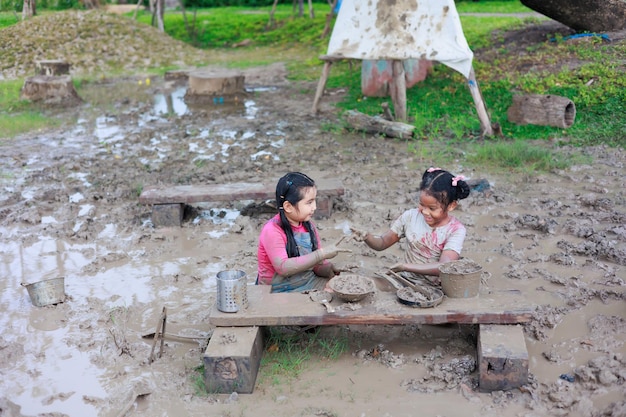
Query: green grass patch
0 79 60 139
455 0 534 14
0 11 20 28
259 327 348 386
134 5 330 50
466 139 582 172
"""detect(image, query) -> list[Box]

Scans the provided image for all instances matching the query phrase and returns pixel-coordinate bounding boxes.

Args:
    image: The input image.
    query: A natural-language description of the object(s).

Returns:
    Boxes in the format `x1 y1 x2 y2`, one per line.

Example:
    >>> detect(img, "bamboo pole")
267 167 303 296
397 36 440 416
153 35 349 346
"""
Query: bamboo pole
467 67 493 137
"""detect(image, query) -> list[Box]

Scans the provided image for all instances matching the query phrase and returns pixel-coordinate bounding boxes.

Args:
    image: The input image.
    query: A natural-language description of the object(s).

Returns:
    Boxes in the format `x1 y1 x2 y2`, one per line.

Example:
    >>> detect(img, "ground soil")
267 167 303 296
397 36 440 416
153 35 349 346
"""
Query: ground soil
0 10 625 417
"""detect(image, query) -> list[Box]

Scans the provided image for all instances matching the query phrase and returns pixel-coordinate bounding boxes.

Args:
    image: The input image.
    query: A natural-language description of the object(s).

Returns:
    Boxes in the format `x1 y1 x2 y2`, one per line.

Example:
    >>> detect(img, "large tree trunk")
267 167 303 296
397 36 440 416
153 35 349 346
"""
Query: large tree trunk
22 0 36 20
521 0 626 32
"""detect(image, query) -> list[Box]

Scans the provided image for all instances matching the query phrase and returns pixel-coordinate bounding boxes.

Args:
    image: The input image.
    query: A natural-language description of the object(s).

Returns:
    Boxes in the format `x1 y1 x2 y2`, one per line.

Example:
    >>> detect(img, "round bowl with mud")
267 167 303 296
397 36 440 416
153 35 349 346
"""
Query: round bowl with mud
328 274 376 302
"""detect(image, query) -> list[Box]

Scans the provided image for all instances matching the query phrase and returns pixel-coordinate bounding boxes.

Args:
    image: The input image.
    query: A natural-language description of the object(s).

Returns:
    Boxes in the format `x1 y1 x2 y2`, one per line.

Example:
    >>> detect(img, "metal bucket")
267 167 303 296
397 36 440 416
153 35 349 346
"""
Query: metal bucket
21 277 66 307
216 270 248 313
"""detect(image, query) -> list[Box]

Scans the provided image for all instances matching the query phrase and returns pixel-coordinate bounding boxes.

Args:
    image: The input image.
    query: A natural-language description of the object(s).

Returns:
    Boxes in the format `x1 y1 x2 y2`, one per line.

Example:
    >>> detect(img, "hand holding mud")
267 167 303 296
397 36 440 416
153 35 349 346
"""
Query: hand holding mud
349 227 369 242
389 263 405 272
316 236 352 261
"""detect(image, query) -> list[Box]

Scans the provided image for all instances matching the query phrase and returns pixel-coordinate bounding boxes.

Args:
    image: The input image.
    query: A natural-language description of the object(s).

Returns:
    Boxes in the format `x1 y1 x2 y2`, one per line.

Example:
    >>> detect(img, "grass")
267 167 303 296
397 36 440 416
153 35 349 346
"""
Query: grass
466 139 584 172
259 327 349 385
0 79 60 139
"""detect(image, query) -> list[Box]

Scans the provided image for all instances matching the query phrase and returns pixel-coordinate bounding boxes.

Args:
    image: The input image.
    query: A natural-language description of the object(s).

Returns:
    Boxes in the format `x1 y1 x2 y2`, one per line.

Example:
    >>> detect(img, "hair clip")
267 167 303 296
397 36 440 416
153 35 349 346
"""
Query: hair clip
427 167 442 172
451 175 466 186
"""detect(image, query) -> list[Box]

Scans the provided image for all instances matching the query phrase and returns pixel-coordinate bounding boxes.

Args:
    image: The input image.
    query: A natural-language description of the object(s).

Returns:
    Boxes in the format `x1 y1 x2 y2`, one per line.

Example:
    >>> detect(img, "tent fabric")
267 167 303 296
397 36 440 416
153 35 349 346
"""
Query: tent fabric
326 0 474 78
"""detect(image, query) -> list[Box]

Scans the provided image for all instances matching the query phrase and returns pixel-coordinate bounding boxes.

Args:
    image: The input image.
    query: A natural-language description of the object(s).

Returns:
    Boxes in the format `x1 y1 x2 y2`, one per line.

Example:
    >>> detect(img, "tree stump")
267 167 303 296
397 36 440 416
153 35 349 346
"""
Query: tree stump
184 70 246 103
507 94 575 128
20 75 82 105
36 60 70 76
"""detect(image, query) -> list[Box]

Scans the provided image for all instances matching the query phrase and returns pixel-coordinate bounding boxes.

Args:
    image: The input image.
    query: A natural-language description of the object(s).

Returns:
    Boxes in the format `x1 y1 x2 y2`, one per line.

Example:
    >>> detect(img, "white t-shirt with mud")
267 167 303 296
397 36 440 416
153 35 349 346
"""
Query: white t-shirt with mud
390 208 466 265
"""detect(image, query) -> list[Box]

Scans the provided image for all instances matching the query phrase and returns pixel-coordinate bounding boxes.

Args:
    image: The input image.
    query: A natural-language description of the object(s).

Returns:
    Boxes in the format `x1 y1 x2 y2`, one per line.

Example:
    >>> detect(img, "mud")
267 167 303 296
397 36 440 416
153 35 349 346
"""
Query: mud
0 12 625 417
328 274 376 301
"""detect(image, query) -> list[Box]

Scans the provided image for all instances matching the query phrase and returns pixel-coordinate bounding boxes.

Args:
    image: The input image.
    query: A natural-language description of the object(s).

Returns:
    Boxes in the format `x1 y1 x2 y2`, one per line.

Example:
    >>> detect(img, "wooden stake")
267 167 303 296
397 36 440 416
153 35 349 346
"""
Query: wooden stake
149 306 167 363
467 67 494 137
391 60 407 122
312 60 333 114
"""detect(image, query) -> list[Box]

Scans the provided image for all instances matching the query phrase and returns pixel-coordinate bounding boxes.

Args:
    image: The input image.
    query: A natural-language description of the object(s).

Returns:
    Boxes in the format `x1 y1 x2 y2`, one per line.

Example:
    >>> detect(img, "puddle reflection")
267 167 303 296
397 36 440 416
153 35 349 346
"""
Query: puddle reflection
153 86 188 116
0 231 228 415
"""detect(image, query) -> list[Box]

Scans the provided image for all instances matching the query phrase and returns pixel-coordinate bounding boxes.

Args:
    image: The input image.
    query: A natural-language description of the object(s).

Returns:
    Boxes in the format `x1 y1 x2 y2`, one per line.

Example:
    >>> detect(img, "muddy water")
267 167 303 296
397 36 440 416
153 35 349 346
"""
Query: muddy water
0 74 624 416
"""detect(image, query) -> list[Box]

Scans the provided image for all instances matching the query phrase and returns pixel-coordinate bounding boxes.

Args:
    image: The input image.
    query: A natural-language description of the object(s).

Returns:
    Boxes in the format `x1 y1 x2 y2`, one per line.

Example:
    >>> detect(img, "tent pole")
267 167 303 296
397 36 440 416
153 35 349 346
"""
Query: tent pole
312 60 333 114
467 67 493 136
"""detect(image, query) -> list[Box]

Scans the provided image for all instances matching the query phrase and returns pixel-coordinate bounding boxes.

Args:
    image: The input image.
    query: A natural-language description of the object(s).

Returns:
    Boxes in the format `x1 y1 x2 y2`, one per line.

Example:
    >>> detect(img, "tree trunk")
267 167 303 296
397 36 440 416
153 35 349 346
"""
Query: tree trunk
22 0 36 20
521 0 626 32
152 0 165 32
20 75 82 105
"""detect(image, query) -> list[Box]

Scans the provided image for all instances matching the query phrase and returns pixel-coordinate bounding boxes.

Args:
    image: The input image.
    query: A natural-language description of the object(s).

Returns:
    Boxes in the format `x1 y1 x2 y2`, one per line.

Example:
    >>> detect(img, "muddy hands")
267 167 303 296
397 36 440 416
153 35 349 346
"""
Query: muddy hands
349 227 369 242
319 236 352 260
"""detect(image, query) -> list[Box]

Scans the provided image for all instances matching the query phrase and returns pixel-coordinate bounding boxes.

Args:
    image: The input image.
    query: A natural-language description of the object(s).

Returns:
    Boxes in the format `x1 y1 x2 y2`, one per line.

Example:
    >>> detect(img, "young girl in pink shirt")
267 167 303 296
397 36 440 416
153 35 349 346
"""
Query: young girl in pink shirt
257 172 349 293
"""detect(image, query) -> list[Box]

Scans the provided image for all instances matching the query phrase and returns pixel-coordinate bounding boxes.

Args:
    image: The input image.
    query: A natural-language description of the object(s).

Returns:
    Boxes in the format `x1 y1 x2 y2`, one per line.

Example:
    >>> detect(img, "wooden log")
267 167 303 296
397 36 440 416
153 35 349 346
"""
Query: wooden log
507 94 576 128
343 109 415 139
20 75 82 105
36 60 70 76
521 0 626 32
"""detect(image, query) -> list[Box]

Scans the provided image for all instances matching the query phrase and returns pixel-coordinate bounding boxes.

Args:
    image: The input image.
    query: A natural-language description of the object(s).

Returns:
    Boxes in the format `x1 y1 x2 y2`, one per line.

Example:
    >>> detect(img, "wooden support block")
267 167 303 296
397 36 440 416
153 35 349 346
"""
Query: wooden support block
478 324 529 391
151 203 183 227
203 326 264 394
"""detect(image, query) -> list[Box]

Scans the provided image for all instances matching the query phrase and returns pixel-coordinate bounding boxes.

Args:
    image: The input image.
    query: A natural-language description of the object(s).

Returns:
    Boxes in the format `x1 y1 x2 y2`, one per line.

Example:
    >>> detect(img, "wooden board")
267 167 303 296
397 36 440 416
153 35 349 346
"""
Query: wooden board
209 285 534 327
139 179 344 205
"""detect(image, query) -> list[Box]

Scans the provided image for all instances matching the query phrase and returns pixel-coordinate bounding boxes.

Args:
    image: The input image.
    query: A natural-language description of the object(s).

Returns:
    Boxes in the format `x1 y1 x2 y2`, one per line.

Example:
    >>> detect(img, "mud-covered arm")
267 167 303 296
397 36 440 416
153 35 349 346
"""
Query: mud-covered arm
271 250 325 277
264 228 347 277
390 249 460 276
360 229 400 251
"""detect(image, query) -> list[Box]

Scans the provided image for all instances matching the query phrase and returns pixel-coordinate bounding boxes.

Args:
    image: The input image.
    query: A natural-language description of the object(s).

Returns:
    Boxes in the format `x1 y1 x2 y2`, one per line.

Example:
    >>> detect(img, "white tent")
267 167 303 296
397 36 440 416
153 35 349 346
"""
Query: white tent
313 0 492 135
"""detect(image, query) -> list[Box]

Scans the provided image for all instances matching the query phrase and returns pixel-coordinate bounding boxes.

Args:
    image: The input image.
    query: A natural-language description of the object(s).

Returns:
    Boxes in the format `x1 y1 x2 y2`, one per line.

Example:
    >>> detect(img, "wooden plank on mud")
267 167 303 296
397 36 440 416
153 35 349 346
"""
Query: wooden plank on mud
209 285 534 327
139 179 344 205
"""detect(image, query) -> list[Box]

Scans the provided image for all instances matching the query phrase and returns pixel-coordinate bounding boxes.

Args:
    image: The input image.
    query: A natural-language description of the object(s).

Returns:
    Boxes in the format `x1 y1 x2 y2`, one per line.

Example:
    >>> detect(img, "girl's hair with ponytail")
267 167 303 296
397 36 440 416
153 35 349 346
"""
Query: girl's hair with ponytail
419 167 471 209
275 172 319 258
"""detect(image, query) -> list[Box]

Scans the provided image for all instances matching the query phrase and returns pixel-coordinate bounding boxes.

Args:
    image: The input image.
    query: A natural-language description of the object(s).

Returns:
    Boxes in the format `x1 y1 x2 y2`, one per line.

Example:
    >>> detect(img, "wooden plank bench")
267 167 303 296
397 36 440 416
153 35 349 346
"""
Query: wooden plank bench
139 179 345 227
204 285 534 394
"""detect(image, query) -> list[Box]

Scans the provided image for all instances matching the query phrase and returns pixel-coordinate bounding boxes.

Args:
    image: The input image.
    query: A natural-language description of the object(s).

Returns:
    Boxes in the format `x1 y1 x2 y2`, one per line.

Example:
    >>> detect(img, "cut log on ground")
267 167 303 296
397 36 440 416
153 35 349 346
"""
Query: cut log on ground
36 60 70 76
521 0 626 32
343 109 415 139
507 94 576 128
20 75 82 105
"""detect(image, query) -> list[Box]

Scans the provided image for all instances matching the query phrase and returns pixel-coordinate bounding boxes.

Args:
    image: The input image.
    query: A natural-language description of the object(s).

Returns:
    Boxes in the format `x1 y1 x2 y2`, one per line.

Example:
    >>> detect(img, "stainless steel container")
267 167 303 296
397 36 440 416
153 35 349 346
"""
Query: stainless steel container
216 270 248 313
21 277 66 307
